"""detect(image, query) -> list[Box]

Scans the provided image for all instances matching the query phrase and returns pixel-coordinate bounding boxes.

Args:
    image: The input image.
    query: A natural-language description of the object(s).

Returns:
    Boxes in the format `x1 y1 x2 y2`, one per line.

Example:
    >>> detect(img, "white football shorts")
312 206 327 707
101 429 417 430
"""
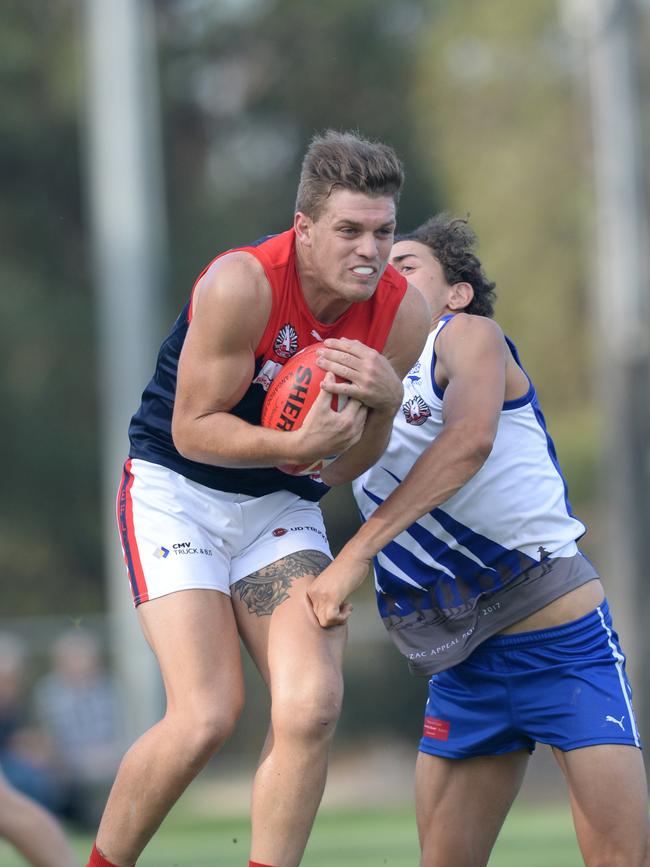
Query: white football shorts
116 458 333 606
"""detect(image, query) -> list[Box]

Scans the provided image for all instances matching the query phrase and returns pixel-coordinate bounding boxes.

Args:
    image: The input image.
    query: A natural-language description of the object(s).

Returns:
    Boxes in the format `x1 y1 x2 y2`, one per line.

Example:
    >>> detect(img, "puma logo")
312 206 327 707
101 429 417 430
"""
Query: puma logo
605 714 625 730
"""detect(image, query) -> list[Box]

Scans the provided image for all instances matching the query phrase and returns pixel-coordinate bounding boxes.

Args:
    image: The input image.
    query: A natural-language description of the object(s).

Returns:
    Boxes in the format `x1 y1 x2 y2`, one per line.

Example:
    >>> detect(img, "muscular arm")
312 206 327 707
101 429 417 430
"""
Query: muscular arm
308 314 508 625
172 253 366 468
318 284 431 486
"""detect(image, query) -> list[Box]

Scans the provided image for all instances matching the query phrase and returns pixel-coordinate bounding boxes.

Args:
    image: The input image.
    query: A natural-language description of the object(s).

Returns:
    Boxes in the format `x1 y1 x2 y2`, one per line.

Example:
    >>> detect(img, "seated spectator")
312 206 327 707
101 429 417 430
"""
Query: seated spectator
0 631 63 814
34 629 126 829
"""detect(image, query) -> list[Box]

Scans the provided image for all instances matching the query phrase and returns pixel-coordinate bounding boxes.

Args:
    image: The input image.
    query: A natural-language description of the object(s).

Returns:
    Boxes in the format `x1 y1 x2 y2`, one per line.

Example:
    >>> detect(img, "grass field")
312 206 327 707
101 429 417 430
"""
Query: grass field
0 805 583 866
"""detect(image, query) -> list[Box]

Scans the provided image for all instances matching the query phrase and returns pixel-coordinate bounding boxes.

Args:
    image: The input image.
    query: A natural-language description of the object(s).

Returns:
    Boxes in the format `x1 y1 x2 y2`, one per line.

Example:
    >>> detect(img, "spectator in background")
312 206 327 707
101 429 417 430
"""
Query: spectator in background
34 629 126 829
0 632 62 813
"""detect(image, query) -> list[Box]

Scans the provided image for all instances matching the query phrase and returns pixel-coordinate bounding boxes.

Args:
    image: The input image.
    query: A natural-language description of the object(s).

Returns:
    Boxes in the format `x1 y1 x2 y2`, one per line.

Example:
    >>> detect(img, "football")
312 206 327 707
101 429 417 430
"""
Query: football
261 343 348 476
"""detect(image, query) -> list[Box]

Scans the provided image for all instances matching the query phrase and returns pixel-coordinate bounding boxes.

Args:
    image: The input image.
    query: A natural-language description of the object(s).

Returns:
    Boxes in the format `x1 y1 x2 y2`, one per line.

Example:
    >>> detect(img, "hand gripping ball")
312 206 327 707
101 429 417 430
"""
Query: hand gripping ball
261 343 348 476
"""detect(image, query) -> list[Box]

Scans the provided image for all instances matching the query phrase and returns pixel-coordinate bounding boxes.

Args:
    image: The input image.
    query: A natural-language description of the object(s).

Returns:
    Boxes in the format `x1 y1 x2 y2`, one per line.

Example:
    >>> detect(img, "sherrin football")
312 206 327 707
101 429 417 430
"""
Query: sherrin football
261 343 348 476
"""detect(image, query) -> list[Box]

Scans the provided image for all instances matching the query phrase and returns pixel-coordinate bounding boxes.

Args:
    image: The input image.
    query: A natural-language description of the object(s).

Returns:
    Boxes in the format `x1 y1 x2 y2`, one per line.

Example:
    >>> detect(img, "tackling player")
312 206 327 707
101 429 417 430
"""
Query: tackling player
309 213 649 867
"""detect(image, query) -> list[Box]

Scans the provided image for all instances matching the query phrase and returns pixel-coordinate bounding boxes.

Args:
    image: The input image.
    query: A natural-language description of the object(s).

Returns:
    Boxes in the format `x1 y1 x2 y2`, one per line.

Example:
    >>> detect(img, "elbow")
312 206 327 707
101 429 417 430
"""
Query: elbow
319 462 350 488
469 431 495 468
171 416 198 462
320 471 352 488
447 421 495 470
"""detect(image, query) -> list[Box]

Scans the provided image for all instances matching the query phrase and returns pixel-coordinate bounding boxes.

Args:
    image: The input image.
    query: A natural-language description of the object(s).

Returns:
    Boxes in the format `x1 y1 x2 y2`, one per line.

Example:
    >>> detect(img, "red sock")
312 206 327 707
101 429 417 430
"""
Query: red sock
249 862 279 867
87 843 135 867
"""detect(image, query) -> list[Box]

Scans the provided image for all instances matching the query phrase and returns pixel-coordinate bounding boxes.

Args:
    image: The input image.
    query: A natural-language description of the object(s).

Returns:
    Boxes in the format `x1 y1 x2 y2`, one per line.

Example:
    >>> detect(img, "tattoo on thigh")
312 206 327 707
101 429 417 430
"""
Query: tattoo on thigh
233 550 332 617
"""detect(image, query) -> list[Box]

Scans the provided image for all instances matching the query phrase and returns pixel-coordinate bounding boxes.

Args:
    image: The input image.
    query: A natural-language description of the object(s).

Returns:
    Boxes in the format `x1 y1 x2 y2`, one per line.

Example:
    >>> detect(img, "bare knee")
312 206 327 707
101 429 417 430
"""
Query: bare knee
272 680 343 743
169 695 243 763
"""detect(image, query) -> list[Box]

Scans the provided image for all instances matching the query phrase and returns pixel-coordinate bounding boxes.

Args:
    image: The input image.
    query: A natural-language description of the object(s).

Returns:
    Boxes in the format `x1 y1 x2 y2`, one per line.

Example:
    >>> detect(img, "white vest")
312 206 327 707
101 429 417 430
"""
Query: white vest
353 317 586 613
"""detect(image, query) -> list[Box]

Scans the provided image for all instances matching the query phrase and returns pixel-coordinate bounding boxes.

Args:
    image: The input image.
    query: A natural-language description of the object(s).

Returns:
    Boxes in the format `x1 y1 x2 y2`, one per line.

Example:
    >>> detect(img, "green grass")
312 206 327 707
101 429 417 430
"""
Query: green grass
0 805 583 866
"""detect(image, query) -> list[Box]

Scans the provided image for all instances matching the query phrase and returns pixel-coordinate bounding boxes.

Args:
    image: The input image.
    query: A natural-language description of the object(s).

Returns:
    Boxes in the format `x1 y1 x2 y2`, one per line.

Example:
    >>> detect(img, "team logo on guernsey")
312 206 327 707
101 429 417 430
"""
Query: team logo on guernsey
274 323 299 358
402 395 431 426
253 359 283 391
407 360 421 382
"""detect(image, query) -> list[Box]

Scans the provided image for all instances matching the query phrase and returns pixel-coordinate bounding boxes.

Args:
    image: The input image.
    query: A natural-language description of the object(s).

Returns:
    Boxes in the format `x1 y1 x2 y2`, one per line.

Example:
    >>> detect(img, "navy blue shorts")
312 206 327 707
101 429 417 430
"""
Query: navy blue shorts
419 599 641 758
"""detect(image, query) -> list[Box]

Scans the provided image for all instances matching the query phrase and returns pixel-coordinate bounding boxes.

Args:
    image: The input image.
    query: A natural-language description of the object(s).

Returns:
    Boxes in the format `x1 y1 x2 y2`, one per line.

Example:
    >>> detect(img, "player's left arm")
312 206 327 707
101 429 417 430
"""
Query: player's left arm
317 284 430 486
308 314 507 626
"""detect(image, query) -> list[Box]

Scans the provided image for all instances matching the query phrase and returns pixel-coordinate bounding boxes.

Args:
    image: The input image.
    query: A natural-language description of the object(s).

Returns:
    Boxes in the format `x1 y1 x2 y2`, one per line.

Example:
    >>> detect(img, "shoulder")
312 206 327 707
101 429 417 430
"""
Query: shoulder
436 314 507 381
193 250 272 319
186 251 273 352
437 313 504 352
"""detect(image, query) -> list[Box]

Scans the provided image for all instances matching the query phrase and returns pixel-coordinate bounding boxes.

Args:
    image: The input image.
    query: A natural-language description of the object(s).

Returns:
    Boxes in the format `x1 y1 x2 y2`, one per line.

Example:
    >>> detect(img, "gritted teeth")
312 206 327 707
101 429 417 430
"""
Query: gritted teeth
353 266 375 275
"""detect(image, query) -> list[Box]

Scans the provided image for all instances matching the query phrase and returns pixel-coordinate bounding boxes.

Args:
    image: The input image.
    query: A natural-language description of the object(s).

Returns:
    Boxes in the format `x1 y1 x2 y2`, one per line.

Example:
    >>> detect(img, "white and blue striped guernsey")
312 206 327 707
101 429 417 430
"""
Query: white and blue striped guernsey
352 315 598 675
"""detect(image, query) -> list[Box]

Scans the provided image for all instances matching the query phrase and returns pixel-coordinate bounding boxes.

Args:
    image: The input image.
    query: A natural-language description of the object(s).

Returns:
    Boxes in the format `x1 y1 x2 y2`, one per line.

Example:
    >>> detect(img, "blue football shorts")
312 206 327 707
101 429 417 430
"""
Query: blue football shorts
419 599 641 758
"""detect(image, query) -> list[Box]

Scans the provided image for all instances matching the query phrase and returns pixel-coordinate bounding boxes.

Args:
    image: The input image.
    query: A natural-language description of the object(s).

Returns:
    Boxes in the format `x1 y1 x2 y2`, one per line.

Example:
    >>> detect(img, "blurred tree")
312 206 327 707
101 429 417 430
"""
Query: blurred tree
155 0 436 312
411 0 602 511
6 0 642 614
1 0 435 613
412 3 592 397
0 0 100 613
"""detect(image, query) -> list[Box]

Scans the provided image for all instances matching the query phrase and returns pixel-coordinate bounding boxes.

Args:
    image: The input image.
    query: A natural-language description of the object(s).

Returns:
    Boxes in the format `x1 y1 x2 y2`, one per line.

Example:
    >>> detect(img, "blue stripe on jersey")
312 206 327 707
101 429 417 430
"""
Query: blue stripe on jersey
375 560 437 619
432 328 536 410
376 507 504 601
430 314 455 400
376 468 538 579
479 334 574 519
379 539 467 606
530 392 576 518
502 336 535 409
428 505 536 582
363 474 538 607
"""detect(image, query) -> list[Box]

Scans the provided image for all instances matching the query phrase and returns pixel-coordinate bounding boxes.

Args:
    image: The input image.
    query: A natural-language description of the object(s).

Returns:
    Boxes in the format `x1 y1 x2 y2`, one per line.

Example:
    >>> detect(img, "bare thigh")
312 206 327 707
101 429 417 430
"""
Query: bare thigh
553 744 649 866
231 551 346 867
231 550 346 707
416 750 529 867
138 588 244 727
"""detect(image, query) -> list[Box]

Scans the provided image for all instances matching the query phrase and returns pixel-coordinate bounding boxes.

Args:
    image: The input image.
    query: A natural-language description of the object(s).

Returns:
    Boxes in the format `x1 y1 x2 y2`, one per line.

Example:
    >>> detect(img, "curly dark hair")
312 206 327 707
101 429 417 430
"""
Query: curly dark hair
400 213 496 317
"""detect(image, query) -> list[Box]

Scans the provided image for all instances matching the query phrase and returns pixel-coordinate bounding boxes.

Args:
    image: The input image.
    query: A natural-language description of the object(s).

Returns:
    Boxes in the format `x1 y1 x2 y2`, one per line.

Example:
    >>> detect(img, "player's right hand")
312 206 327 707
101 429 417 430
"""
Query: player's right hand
307 550 371 627
293 373 367 464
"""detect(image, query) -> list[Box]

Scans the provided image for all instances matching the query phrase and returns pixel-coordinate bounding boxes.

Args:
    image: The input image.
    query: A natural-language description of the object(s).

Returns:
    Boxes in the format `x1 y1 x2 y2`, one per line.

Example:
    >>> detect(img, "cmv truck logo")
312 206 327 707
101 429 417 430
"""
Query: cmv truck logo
170 541 214 557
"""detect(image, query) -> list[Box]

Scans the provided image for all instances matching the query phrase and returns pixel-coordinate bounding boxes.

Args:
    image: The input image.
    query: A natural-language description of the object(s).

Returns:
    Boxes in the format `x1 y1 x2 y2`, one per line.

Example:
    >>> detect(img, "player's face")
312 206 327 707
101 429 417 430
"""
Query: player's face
296 189 396 309
390 240 454 318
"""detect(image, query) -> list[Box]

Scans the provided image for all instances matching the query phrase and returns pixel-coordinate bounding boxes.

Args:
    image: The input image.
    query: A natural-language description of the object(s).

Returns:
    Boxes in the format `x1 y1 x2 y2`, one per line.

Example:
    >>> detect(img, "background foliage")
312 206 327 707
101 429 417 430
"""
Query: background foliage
3 0 648 620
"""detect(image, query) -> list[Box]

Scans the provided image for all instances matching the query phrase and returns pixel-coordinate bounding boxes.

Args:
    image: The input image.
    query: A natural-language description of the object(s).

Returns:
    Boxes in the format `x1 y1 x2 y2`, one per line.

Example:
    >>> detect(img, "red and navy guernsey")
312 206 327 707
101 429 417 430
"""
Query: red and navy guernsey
128 229 407 501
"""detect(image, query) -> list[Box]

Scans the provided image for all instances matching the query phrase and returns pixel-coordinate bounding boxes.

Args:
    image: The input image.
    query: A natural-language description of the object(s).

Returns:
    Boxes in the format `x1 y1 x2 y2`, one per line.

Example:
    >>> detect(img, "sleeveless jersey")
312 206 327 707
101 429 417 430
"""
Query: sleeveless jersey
128 229 407 501
352 315 598 674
